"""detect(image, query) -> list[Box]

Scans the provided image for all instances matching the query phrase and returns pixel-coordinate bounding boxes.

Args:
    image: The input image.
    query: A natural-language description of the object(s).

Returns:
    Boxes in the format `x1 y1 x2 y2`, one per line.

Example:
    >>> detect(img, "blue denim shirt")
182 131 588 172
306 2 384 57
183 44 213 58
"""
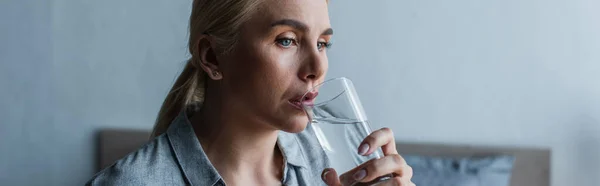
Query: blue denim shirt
86 110 329 186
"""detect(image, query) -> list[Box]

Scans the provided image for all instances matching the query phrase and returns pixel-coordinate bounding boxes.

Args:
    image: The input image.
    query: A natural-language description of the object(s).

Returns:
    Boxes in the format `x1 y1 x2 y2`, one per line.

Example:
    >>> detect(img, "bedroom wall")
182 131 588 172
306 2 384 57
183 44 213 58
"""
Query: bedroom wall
325 1 600 186
0 0 190 185
1 0 598 185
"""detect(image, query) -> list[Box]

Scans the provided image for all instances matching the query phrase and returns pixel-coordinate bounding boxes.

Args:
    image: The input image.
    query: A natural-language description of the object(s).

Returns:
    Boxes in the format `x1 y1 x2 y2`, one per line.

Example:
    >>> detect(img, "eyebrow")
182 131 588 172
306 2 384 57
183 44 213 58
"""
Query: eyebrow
271 19 334 36
322 28 334 35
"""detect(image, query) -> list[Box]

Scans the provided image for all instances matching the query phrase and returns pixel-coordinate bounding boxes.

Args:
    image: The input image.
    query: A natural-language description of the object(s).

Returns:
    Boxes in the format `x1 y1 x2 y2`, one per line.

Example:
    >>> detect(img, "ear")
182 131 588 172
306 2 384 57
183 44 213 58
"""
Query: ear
197 35 222 80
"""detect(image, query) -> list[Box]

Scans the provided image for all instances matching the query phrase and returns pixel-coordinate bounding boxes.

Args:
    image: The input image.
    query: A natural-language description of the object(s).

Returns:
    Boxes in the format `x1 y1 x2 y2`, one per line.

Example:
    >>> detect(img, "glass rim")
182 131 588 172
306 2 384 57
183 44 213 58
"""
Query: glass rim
301 77 352 107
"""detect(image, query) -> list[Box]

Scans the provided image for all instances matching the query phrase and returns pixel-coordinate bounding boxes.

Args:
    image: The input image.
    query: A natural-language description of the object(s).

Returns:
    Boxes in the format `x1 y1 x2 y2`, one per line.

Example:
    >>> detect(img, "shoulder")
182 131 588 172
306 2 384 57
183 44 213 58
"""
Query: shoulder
85 135 186 186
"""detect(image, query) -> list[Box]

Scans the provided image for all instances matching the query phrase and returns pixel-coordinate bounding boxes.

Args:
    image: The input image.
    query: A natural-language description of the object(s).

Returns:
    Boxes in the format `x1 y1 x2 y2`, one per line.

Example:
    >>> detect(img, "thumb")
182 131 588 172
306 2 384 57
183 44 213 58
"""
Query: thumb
322 168 342 186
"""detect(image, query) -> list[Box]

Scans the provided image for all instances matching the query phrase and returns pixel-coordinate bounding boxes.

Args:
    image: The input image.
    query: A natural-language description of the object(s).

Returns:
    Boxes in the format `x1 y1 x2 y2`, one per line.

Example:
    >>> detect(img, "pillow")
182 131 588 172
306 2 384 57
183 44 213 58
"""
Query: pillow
404 155 515 186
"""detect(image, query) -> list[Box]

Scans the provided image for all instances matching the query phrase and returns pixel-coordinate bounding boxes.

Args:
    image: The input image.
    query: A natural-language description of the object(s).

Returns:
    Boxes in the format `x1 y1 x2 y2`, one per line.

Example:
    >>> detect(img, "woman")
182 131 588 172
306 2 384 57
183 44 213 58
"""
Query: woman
87 0 414 185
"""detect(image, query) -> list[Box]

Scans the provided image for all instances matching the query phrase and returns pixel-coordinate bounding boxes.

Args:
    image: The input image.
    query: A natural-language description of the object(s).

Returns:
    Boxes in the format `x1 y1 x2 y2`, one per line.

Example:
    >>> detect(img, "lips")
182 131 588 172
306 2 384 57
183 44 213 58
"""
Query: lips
289 91 318 110
289 100 303 110
301 91 318 106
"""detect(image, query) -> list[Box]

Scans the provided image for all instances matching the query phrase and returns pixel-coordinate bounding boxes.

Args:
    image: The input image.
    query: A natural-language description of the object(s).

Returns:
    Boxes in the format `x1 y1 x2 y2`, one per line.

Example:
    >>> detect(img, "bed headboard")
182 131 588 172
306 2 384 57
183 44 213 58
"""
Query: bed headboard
96 129 152 170
97 129 551 186
396 142 551 186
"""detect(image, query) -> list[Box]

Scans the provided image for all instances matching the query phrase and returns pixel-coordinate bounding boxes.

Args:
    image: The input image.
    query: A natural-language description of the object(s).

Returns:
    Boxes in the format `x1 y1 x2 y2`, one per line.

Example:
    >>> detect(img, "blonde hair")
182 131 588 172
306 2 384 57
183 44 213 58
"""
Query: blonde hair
151 0 261 137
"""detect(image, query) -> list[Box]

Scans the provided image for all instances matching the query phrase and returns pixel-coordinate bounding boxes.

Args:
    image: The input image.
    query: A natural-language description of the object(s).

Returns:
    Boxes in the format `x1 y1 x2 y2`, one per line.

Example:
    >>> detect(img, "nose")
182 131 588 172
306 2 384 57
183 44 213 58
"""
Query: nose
298 46 327 84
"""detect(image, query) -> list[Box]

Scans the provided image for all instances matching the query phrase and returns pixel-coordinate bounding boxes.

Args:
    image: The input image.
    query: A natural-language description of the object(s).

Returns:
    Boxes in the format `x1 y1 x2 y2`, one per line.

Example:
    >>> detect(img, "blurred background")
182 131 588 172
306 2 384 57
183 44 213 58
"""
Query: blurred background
1 0 599 185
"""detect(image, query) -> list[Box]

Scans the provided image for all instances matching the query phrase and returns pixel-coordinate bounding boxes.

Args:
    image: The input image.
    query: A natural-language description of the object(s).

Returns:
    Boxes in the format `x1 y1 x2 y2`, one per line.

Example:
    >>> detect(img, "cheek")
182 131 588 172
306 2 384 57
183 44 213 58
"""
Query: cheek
321 55 329 76
256 51 298 106
224 46 296 108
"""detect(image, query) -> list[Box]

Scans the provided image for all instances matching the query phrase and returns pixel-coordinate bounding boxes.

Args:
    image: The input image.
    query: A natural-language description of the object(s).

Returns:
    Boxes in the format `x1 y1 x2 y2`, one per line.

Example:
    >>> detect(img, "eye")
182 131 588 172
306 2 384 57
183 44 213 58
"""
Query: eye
317 41 332 51
276 38 297 48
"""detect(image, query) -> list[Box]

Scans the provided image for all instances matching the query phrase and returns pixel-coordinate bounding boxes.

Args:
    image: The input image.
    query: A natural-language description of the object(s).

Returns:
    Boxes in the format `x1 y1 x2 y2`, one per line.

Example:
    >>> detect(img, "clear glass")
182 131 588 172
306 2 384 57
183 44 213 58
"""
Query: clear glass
302 77 390 183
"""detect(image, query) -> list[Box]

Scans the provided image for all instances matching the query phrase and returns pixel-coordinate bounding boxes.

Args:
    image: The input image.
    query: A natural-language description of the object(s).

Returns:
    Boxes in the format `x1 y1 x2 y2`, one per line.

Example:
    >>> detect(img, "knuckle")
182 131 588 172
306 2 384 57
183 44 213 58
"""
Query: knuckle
366 163 382 177
392 177 403 186
405 165 414 178
391 154 406 165
381 127 393 135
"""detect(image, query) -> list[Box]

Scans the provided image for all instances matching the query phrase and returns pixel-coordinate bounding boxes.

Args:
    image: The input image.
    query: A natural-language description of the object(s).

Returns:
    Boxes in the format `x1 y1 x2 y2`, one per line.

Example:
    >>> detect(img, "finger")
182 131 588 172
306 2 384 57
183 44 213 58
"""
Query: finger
346 154 411 183
381 177 414 186
403 164 414 179
358 128 397 156
338 158 377 186
321 168 341 186
399 177 416 186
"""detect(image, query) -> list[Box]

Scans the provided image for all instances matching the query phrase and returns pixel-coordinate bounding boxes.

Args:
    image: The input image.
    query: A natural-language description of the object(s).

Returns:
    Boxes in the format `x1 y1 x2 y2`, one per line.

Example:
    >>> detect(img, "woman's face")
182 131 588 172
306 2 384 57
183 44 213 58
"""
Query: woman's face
218 0 331 133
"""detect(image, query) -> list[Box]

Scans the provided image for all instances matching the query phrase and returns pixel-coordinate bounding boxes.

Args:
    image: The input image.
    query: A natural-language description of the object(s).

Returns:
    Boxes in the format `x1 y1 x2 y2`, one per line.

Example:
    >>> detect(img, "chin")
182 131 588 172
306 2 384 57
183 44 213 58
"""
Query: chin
278 115 309 133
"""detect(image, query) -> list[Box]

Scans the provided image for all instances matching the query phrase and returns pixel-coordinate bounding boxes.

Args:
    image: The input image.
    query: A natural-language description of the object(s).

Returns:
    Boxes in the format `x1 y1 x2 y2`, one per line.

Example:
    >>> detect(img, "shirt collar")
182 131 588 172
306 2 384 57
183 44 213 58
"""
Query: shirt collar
166 109 309 185
167 110 222 186
278 130 308 168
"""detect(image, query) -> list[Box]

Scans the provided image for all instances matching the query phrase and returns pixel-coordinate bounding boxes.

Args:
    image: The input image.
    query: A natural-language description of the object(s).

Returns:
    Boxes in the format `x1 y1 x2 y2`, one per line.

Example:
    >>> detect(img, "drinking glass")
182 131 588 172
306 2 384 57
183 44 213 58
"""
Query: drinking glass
302 77 390 184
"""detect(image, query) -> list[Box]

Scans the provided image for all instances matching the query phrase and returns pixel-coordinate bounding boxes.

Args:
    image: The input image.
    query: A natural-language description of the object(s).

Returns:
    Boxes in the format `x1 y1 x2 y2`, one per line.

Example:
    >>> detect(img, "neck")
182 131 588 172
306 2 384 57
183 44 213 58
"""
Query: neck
189 89 283 185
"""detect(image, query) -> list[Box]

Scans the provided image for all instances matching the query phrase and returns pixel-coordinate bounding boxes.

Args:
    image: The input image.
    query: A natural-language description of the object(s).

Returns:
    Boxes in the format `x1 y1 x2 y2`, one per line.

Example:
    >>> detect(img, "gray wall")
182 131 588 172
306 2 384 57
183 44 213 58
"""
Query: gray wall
1 0 599 185
1 0 190 185
327 1 600 186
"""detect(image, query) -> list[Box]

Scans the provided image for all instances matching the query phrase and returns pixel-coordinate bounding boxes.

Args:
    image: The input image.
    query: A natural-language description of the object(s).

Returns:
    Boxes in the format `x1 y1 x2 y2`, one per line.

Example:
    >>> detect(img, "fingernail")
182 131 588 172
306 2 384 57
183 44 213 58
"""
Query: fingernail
358 143 370 155
322 170 329 181
353 169 366 181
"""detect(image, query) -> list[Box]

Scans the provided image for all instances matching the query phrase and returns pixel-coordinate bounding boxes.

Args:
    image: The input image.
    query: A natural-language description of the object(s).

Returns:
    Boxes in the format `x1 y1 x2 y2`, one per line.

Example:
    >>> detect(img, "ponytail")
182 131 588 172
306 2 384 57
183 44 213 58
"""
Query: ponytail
151 60 206 137
150 0 263 138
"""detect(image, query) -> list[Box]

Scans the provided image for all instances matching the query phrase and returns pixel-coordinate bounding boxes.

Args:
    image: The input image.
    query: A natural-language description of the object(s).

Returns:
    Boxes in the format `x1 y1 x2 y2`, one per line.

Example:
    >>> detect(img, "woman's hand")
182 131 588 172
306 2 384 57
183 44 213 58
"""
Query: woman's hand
321 128 415 186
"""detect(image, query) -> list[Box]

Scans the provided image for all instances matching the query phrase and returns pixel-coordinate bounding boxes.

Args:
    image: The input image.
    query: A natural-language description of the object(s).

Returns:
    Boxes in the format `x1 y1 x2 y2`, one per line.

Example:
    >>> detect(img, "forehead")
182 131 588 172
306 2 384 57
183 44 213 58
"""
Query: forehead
246 0 331 32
